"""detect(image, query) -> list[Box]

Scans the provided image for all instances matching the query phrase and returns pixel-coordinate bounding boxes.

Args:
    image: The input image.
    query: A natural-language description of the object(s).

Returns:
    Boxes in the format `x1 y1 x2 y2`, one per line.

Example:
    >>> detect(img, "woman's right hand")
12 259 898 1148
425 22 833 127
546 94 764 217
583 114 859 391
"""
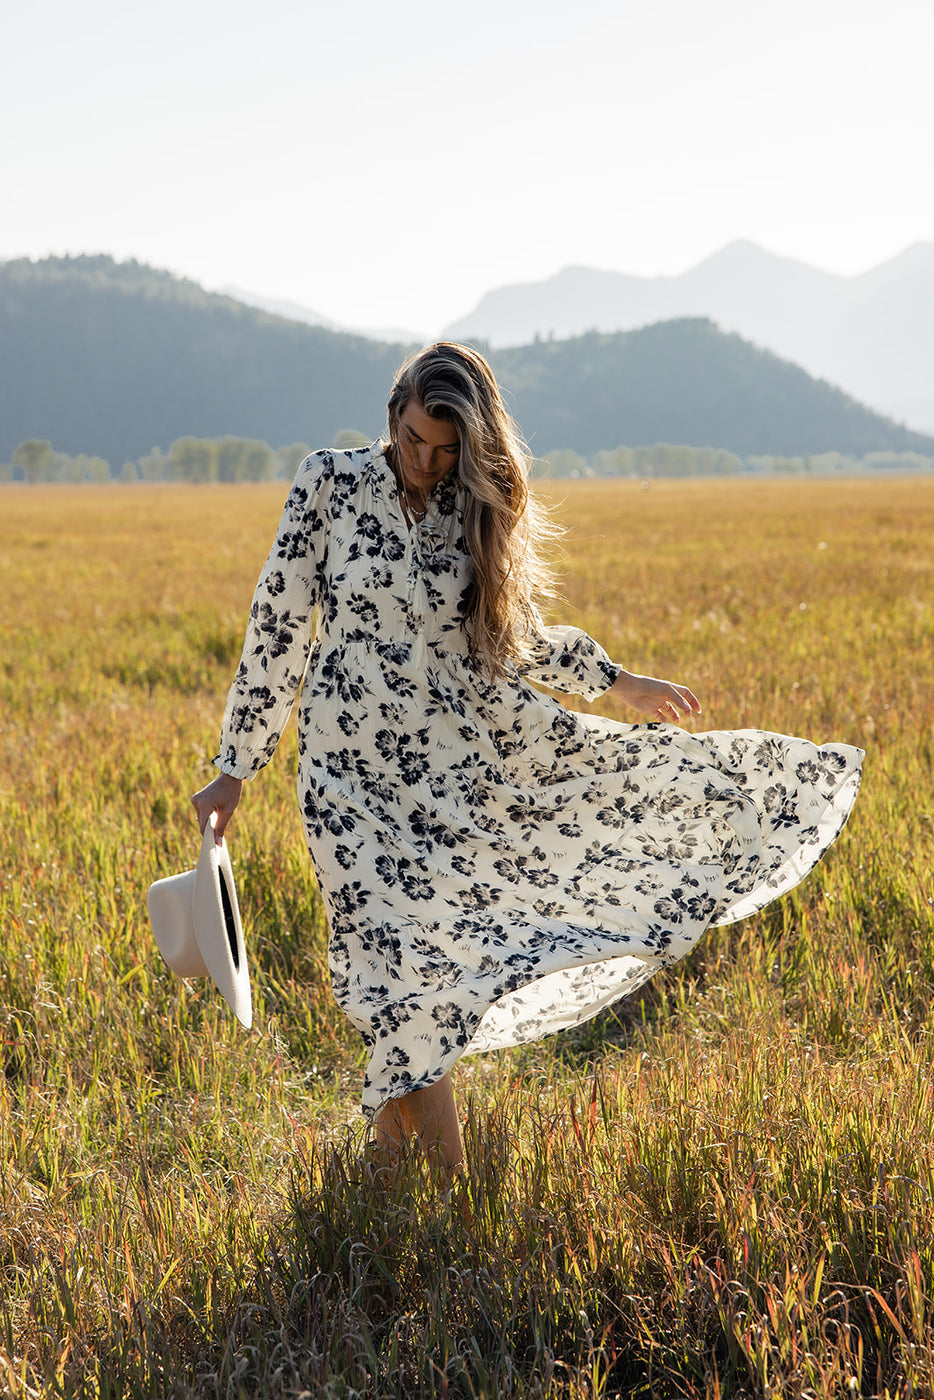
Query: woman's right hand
191 772 243 840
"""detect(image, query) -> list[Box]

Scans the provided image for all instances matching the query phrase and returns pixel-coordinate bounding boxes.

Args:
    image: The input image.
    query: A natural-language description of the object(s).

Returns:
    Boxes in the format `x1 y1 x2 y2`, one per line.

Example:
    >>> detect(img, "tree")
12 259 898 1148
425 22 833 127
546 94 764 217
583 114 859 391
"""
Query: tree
168 437 218 483
241 440 275 482
333 429 370 450
13 440 54 483
217 436 246 482
593 446 635 477
274 443 311 479
541 448 589 479
215 436 276 481
85 455 111 482
139 447 169 481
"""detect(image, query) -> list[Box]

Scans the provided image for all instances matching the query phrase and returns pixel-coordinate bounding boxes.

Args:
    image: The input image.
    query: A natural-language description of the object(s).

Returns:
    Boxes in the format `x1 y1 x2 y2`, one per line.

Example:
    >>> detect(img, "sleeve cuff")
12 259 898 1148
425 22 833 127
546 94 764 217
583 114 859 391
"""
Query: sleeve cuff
212 753 256 781
593 658 623 698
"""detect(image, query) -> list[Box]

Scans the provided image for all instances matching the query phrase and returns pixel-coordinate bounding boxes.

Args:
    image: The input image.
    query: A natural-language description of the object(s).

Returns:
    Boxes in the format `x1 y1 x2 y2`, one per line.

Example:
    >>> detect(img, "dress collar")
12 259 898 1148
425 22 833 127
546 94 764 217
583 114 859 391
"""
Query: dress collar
370 440 462 530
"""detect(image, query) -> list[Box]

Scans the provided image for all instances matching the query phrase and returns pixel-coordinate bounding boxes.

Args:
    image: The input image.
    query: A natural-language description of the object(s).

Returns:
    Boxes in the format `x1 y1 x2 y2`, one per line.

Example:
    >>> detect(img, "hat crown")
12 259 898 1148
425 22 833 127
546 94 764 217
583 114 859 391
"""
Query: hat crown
148 818 252 1028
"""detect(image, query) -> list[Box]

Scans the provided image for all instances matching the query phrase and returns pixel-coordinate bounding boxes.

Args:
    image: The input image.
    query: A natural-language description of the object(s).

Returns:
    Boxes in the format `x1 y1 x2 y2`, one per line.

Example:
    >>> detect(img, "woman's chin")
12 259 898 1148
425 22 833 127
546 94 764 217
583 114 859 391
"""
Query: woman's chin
410 471 443 491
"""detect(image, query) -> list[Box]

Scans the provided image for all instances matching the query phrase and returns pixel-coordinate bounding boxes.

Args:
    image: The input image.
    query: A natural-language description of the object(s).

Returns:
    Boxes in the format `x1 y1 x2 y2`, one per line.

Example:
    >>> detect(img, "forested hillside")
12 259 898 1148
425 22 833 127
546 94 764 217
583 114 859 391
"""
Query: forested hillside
2 255 932 469
0 256 401 467
492 321 934 458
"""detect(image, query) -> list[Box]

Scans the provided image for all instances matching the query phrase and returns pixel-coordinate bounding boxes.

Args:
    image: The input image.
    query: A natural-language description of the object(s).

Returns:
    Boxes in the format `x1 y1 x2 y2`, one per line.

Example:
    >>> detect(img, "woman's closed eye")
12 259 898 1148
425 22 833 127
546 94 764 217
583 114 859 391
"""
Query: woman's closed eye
406 426 458 456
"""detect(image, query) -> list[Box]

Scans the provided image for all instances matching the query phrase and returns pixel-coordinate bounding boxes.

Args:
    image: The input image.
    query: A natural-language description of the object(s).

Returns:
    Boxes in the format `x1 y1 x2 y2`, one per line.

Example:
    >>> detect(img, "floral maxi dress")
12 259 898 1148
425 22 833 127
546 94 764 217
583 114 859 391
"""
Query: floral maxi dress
215 444 863 1118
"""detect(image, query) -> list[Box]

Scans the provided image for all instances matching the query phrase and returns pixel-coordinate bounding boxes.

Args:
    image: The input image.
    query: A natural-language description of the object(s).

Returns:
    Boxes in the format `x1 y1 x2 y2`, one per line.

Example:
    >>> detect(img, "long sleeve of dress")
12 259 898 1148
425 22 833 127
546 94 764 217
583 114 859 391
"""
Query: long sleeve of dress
516 623 622 701
213 452 335 779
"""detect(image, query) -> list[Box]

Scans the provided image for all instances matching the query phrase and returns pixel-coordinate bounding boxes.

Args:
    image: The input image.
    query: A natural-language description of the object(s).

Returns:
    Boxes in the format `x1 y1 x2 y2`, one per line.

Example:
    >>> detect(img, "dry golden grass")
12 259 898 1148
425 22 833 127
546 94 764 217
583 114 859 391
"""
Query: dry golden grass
0 475 932 1398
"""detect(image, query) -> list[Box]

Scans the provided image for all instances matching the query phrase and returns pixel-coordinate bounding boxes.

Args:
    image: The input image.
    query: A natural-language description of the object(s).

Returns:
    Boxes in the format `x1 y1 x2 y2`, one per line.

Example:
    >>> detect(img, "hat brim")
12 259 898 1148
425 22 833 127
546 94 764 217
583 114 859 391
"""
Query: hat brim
193 820 252 1029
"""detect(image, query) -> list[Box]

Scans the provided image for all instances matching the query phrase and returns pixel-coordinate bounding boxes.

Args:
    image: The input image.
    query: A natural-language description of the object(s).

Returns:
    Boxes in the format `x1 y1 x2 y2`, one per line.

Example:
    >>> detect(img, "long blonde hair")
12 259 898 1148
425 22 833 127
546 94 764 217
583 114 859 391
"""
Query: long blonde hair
386 342 561 675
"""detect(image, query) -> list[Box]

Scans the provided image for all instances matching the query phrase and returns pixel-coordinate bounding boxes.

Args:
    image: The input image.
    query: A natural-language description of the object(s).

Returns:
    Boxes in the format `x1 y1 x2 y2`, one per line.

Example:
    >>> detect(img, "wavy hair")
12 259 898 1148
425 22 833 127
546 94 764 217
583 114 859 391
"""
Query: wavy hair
386 342 561 676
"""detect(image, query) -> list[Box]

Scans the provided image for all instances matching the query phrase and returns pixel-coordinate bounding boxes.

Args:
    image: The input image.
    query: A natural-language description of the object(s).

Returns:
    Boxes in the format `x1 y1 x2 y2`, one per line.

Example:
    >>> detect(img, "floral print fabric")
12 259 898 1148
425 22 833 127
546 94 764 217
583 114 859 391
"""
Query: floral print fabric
216 444 863 1117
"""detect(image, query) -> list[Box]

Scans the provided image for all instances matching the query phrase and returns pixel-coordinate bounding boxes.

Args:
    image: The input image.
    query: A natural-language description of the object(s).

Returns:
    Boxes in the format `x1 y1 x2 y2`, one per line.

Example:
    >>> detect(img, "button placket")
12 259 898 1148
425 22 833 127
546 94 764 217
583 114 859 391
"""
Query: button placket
407 523 431 664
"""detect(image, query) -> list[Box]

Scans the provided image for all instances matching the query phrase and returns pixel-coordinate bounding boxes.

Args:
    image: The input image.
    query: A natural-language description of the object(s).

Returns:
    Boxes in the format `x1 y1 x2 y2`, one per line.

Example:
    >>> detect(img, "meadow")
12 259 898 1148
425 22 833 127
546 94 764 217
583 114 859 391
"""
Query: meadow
0 475 932 1399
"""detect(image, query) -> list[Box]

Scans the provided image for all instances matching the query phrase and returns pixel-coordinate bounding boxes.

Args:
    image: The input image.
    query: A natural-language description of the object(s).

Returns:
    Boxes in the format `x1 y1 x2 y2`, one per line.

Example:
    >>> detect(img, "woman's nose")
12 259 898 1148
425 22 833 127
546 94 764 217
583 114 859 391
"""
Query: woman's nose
418 445 433 470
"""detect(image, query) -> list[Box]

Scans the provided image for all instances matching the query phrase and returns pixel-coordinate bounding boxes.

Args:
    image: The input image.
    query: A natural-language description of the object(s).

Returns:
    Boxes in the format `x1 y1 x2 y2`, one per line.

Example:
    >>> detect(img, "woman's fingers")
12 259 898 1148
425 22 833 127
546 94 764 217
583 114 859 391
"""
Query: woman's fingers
190 774 243 839
655 683 702 722
671 687 701 717
190 793 216 837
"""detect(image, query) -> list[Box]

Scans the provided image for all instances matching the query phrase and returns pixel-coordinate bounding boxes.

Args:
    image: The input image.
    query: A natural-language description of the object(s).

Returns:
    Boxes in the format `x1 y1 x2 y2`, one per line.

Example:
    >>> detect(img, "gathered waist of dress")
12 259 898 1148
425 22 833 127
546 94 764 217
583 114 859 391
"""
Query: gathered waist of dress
302 632 524 719
309 632 474 670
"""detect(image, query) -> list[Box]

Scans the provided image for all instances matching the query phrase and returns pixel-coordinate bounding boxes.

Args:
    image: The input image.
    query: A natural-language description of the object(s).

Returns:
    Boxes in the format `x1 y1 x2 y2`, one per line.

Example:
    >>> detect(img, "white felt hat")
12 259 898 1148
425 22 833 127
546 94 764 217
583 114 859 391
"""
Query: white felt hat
148 816 252 1028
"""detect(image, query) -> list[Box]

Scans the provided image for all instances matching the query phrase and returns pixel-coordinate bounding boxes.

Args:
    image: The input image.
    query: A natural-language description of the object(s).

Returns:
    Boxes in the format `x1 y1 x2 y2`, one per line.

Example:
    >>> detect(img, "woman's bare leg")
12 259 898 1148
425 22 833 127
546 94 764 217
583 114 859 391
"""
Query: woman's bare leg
373 1072 464 1175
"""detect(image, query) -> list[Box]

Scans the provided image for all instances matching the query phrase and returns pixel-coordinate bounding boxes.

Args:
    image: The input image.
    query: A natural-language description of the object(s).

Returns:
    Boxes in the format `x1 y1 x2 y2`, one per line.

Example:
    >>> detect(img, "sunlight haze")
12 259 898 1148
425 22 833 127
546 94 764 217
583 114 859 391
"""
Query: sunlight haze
4 0 932 334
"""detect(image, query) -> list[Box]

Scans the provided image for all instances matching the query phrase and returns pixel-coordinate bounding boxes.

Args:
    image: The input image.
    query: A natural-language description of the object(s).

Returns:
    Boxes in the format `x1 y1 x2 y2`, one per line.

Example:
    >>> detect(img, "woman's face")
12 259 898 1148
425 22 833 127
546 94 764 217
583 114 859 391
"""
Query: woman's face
395 402 460 497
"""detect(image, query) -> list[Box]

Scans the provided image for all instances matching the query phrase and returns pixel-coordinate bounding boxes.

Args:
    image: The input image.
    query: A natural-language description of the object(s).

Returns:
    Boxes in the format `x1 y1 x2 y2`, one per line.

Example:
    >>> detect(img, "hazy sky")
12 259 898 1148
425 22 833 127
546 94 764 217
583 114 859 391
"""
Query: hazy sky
4 0 932 334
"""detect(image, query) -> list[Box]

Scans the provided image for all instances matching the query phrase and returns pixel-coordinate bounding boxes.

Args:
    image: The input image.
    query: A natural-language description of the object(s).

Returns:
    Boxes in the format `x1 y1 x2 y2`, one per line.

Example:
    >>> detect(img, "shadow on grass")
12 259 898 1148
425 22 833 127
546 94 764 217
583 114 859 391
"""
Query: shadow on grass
12 1068 932 1400
151 1115 660 1400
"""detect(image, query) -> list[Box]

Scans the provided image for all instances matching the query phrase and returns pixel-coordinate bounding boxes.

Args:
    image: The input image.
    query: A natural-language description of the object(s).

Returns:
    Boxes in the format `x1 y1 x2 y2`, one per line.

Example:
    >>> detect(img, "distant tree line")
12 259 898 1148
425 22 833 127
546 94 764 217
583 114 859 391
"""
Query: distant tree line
4 439 112 483
534 443 934 480
0 431 369 484
536 444 745 479
133 436 308 484
4 432 933 485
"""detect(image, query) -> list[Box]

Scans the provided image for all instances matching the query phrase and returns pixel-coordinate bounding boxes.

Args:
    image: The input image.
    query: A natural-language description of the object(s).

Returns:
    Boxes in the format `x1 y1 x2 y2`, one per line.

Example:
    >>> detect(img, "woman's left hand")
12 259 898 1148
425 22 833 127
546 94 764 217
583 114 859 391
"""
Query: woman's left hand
610 669 702 723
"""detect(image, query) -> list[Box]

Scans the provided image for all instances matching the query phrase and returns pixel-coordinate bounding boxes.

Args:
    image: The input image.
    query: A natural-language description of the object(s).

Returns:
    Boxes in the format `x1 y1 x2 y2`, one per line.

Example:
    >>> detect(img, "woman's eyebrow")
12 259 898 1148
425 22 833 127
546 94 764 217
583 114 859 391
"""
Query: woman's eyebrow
406 424 460 450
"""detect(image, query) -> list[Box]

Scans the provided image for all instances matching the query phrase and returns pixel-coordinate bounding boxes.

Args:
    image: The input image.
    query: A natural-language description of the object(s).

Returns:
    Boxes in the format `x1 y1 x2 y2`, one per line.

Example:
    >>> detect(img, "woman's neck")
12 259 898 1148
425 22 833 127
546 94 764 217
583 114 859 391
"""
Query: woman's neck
388 444 427 524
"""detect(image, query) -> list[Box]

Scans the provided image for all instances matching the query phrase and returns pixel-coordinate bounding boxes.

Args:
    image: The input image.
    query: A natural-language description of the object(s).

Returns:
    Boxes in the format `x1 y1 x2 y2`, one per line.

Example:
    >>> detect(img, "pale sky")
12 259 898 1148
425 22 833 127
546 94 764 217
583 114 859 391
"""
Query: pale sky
3 0 932 336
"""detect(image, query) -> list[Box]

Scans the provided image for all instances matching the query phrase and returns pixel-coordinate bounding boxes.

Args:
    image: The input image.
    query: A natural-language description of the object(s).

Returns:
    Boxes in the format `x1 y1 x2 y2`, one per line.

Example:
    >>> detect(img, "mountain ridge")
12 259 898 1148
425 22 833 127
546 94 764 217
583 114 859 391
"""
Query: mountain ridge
2 254 931 468
218 284 425 346
443 242 934 433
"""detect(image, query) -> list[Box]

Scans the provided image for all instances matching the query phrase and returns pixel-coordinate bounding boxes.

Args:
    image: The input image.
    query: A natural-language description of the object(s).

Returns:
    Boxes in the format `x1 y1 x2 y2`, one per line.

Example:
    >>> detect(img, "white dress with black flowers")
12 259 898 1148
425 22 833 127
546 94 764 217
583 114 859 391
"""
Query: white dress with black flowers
215 444 863 1118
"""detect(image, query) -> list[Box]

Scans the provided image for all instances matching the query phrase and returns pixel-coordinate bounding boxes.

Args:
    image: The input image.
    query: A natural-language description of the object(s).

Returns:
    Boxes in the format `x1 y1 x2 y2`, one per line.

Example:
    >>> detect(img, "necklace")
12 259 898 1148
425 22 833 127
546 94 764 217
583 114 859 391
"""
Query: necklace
391 448 427 525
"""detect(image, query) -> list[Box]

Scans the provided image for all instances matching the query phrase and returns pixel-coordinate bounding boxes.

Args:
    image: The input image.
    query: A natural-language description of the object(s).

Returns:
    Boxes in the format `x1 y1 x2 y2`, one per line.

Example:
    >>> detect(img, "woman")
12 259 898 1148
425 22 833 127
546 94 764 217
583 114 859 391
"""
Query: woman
192 342 862 1180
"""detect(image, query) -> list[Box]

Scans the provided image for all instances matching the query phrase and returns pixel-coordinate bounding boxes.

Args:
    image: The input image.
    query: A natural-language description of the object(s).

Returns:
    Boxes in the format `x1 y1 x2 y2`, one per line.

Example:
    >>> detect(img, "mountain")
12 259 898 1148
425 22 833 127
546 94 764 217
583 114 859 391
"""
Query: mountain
218 285 343 332
1 254 931 467
219 284 425 347
443 241 934 433
0 255 405 466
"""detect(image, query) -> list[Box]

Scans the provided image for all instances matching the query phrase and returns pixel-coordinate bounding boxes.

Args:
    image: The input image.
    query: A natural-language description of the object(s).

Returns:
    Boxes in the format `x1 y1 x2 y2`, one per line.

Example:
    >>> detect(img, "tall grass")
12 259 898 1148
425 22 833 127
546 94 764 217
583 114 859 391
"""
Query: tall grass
0 477 931 1397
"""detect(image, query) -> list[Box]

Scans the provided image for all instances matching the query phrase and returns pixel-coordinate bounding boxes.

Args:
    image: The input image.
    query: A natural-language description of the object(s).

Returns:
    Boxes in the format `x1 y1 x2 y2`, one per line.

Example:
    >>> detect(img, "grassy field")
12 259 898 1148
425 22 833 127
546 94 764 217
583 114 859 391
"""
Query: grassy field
1 475 932 1399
